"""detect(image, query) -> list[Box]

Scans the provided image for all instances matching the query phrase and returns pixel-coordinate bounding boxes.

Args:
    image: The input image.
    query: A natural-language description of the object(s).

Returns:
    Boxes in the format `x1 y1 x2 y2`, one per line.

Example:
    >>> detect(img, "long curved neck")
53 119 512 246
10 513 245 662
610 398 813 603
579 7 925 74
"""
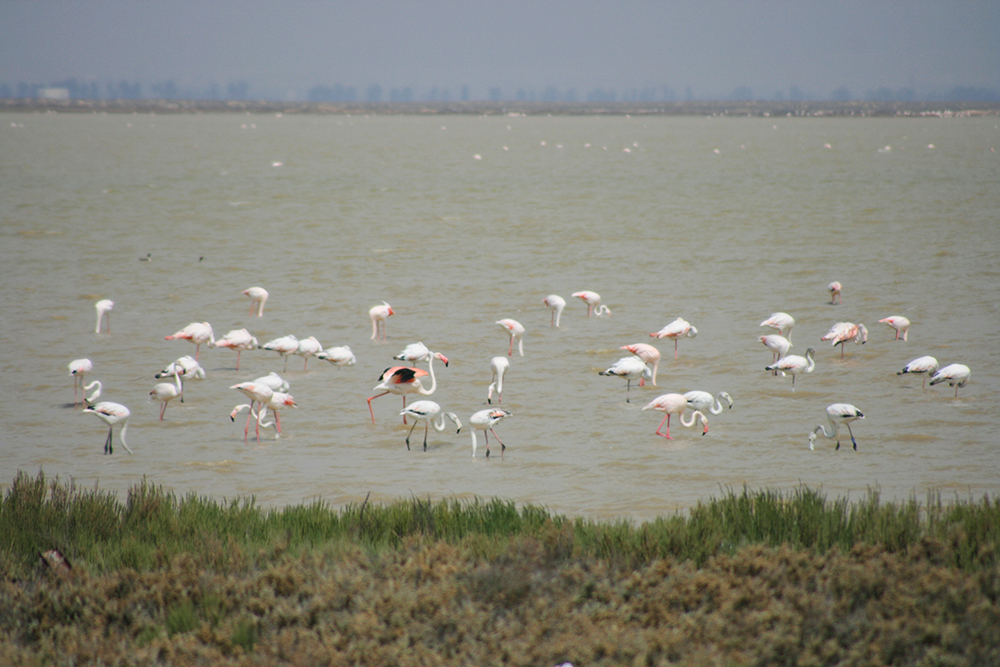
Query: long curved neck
418 354 438 395
710 396 724 415
805 350 815 372
814 421 838 439
680 410 706 429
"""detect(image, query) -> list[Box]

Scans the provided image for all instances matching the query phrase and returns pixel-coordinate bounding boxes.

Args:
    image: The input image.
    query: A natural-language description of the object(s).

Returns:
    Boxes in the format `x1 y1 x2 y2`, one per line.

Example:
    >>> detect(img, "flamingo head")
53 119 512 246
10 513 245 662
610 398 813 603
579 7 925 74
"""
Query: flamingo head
433 352 449 367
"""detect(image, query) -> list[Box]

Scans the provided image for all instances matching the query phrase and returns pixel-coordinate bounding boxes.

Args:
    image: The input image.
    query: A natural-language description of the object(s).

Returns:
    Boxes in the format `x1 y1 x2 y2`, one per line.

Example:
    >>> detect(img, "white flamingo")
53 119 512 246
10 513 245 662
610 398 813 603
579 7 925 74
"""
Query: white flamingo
496 319 525 357
95 299 113 334
68 358 93 406
929 364 971 397
259 334 299 372
469 408 512 458
295 336 323 370
369 301 394 341
809 403 864 451
765 347 816 389
649 317 698 359
572 291 610 317
393 342 449 368
599 356 652 403
896 356 939 389
230 381 275 443
254 372 290 393
641 394 708 439
83 402 133 454
242 286 268 317
210 329 258 370
317 345 356 368
149 382 181 420
543 294 566 327
399 400 463 451
155 356 205 402
683 391 733 425
230 391 297 440
621 343 660 386
487 356 509 404
760 312 795 342
760 334 792 372
878 316 910 341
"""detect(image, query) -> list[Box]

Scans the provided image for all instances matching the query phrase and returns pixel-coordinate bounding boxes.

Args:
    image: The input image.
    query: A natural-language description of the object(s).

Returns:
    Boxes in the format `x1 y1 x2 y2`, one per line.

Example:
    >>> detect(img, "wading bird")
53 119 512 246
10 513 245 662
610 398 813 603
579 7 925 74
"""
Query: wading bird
878 316 910 341
242 286 268 317
641 393 708 439
572 290 610 317
683 391 734 423
759 312 795 342
469 408 512 458
809 403 864 450
210 328 258 370
369 302 394 341
82 380 102 406
929 364 971 397
165 322 215 361
155 356 205 402
897 356 939 389
649 317 698 359
149 382 181 420
599 356 652 403
543 294 566 327
487 356 509 404
765 347 816 389
496 319 525 357
760 334 792 373
367 352 446 424
393 342 449 368
295 336 323 370
828 281 842 305
259 334 299 372
317 345 356 368
621 343 660 386
399 400 462 451
820 322 867 359
68 358 93 406
230 391 297 440
83 402 133 454
230 381 275 444
254 372 290 393
95 299 114 334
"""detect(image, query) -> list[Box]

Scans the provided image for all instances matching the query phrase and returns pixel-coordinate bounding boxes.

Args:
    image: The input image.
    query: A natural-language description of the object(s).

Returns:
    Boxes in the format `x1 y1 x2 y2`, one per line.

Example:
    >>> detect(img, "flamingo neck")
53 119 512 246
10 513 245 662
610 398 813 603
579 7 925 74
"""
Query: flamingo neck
419 354 438 395
680 410 706 429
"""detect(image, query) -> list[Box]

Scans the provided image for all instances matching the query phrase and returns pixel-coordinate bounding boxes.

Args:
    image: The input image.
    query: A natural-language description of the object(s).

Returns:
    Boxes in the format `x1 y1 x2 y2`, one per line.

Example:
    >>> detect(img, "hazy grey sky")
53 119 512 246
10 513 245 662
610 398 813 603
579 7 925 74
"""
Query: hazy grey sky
2 0 997 100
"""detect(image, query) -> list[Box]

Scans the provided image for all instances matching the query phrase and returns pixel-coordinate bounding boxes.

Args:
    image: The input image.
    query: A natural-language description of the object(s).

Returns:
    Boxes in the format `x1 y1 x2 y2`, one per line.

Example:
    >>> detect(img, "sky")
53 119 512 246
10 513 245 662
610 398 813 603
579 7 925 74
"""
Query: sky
1 0 998 101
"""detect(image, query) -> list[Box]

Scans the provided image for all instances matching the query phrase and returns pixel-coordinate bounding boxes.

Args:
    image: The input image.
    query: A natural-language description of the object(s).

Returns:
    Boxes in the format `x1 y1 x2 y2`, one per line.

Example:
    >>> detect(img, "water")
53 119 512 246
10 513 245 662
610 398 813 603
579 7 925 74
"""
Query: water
2 112 998 521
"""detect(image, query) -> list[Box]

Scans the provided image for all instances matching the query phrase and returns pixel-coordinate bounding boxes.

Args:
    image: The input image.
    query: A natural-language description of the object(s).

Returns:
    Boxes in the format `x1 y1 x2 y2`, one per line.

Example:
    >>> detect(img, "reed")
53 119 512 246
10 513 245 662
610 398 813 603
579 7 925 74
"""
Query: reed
1 472 997 577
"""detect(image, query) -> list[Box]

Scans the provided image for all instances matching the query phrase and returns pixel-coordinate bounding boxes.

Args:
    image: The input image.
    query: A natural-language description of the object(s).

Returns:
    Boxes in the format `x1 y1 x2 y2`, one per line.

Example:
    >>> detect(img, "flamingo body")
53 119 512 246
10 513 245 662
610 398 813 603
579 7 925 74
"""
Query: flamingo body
599 356 652 403
317 345 356 367
68 358 94 406
760 312 795 342
929 364 971 397
368 352 445 423
211 328 257 370
487 356 509 403
155 356 205 402
230 391 296 440
230 382 275 443
897 356 939 389
879 316 910 341
543 294 566 327
496 319 525 357
684 390 733 425
469 409 512 458
649 317 698 359
572 291 610 317
259 334 299 371
83 402 133 454
641 394 708 439
760 334 792 371
809 403 863 450
242 286 268 317
828 281 843 305
400 400 462 451
820 322 867 359
254 372 290 393
149 382 181 420
765 347 816 389
369 302 394 341
295 336 323 370
95 299 113 334
621 343 660 386
165 322 215 361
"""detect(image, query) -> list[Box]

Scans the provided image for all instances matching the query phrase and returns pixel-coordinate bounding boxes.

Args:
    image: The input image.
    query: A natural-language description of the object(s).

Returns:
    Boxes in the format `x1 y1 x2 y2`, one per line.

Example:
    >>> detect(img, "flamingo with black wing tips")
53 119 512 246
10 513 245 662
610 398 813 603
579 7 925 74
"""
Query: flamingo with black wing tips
317 345 356 368
765 347 816 389
165 322 215 361
897 356 939 389
83 402 133 454
259 334 299 371
641 394 708 439
649 317 698 359
809 403 864 450
469 408 512 458
599 357 652 403
155 356 205 402
242 286 268 317
400 400 462 451
496 319 525 357
543 294 566 327
621 343 660 386
369 302 394 341
879 316 910 341
367 351 446 424
929 364 971 397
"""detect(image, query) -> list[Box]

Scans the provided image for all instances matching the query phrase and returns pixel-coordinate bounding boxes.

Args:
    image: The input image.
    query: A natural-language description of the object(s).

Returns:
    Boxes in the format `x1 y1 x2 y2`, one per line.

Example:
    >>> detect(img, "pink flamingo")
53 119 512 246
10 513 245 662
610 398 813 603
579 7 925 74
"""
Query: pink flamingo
621 343 660 386
641 394 708 439
496 319 525 357
230 381 275 443
649 317 698 359
210 329 257 370
230 391 297 440
543 294 566 327
828 281 842 305
95 299 113 334
878 316 910 341
820 322 867 359
759 312 795 342
242 286 268 317
571 291 611 317
165 322 215 361
760 334 792 374
68 358 93 406
367 351 445 424
369 301 394 341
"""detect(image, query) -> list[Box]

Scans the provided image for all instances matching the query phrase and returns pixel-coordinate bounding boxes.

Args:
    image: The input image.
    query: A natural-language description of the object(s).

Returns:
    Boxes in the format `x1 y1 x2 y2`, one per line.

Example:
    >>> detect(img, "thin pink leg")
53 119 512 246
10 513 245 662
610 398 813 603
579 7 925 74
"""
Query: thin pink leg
654 414 673 439
367 392 389 424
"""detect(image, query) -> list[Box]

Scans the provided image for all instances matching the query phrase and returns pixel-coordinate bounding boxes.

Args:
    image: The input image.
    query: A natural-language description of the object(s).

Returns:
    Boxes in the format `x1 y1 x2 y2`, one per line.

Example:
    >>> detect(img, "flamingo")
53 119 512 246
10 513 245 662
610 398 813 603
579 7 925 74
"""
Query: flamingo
649 317 698 359
683 390 734 424
149 382 181 420
469 408 512 458
929 364 971 397
317 345 356 368
230 391 297 440
367 351 445 424
393 342 449 368
295 336 323 370
210 329 258 370
641 394 708 439
400 400 463 451
95 299 113 334
155 356 205 402
259 334 299 371
879 316 910 341
760 312 795 342
820 322 867 359
543 294 566 327
254 372 290 393
897 356 939 389
369 301 394 341
68 358 93 406
82 380 102 406
760 335 792 373
496 319 525 357
765 347 816 389
621 343 661 386
164 322 215 361
809 403 864 451
828 281 843 305
599 357 652 403
571 291 611 317
82 402 133 454
242 286 268 317
230 381 275 443
487 356 509 404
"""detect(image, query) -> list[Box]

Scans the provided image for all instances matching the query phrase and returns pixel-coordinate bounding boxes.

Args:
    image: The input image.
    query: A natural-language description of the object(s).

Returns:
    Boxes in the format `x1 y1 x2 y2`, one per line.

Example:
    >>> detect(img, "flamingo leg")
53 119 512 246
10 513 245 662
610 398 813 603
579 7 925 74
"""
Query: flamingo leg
235 351 241 371
243 403 254 442
674 340 679 359
401 396 408 424
283 355 288 372
274 410 281 435
104 427 113 454
846 424 858 451
507 336 514 357
654 414 672 439
160 402 166 421
367 392 390 424
405 422 417 450
626 379 632 403
423 423 430 452
490 429 506 458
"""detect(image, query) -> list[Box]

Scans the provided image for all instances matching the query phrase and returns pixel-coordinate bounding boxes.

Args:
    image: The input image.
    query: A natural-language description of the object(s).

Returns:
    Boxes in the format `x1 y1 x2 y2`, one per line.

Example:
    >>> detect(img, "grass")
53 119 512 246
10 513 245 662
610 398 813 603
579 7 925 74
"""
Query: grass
1 471 998 665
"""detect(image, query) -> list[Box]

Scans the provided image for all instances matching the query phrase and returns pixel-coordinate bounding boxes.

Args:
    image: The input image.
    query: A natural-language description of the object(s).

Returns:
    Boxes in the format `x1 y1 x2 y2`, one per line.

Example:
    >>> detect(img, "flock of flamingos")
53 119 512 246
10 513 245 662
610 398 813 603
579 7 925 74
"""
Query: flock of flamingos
72 281 972 458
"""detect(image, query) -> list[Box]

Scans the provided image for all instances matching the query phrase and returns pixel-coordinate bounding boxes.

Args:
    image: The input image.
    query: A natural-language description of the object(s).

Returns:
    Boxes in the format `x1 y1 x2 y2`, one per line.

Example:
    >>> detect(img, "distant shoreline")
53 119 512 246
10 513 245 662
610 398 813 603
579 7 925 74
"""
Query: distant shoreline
2 98 998 117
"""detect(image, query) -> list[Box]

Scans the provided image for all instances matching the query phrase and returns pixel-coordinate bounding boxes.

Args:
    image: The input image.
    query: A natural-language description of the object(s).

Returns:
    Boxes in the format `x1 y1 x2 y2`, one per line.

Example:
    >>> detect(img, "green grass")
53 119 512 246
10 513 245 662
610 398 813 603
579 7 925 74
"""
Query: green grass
1 471 996 577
